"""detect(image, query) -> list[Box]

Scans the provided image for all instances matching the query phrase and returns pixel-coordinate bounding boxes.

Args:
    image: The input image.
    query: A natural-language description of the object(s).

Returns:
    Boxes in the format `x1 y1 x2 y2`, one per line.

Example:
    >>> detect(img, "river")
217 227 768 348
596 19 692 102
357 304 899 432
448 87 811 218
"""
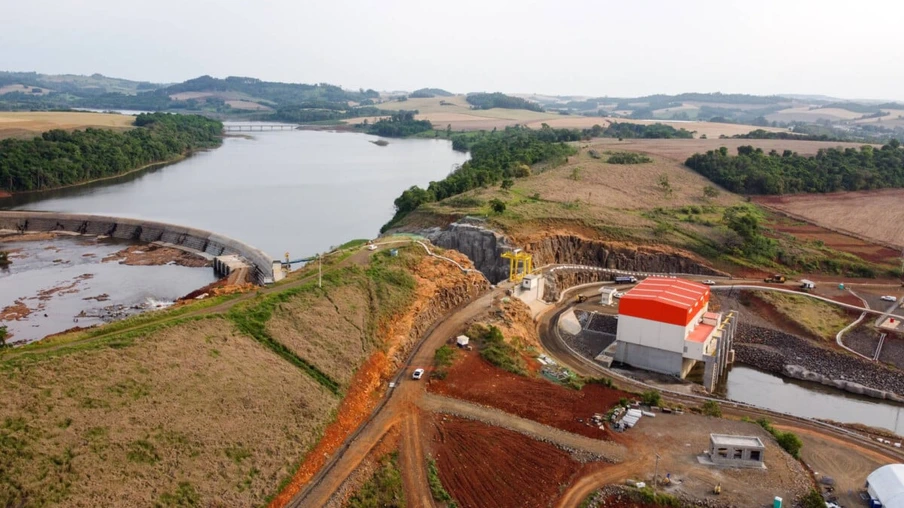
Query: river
726 364 904 435
4 128 469 259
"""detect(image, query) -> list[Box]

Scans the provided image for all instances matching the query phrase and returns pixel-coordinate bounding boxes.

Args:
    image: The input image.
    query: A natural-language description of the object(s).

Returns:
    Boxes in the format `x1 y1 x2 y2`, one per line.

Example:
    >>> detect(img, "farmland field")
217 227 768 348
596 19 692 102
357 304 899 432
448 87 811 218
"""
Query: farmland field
362 95 781 137
754 190 904 251
0 111 135 139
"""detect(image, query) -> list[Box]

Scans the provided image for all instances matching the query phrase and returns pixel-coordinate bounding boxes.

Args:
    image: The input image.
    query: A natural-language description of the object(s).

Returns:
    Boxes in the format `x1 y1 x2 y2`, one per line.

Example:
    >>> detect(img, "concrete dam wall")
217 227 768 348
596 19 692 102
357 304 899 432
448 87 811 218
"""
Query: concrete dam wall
0 211 281 285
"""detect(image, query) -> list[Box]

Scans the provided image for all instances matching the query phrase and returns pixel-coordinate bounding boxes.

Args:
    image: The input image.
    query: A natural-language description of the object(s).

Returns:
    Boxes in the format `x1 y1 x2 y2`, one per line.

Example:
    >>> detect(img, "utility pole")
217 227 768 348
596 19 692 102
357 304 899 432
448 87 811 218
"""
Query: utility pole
654 453 661 490
318 254 322 289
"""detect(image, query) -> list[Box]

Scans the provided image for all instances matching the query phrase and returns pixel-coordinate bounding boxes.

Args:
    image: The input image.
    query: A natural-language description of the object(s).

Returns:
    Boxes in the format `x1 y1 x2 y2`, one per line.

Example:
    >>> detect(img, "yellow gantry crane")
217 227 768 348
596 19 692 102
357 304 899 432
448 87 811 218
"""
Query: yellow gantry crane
501 249 533 282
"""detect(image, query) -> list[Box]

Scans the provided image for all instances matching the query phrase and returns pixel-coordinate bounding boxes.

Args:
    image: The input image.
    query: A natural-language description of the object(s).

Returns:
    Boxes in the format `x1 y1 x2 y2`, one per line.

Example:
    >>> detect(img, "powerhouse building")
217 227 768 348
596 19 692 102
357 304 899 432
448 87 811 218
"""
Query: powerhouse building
614 278 736 391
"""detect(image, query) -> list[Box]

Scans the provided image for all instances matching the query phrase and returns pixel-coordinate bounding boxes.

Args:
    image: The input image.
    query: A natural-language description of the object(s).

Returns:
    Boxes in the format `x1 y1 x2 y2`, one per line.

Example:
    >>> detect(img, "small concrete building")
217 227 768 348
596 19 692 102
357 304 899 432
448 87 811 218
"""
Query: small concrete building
599 286 617 306
867 464 904 507
613 277 737 391
709 434 765 468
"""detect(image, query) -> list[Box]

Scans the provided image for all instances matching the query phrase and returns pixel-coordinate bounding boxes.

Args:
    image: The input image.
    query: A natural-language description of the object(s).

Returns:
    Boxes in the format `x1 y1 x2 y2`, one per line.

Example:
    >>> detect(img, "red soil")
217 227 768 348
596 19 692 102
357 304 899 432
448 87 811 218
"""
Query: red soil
762 212 900 266
429 415 583 508
268 351 390 508
429 350 631 440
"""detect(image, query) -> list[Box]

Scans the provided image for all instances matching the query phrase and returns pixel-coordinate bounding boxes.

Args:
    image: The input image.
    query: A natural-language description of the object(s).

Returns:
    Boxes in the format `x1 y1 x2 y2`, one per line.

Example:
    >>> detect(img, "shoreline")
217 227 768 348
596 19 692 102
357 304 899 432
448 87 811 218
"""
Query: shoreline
0 144 219 199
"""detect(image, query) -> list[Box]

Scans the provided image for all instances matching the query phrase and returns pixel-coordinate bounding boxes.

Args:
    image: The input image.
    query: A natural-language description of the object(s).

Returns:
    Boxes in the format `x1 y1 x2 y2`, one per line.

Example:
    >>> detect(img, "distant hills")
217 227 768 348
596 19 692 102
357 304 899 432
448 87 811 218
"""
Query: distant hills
0 70 901 141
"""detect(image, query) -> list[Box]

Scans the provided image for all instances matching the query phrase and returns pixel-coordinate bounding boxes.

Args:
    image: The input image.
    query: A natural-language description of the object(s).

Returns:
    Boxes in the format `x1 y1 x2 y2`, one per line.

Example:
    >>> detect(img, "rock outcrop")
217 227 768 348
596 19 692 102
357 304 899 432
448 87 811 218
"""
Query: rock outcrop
424 223 723 285
425 222 512 283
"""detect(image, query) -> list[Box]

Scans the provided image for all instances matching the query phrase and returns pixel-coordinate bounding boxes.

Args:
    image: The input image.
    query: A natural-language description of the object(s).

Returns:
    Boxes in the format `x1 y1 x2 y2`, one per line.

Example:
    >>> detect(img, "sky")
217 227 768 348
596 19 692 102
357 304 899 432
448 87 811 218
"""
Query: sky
1 0 901 100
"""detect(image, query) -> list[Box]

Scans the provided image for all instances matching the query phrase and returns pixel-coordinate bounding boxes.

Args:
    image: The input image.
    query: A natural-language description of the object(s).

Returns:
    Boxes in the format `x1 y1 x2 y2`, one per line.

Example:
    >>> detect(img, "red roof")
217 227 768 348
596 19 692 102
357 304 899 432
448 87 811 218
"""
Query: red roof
687 323 715 343
618 278 710 327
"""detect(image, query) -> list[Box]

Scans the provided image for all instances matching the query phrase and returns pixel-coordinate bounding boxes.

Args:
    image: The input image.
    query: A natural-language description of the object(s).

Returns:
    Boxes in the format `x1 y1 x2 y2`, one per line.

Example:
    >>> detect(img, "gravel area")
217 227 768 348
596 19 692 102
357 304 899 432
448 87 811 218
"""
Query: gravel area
844 324 881 359
879 332 904 370
735 323 904 396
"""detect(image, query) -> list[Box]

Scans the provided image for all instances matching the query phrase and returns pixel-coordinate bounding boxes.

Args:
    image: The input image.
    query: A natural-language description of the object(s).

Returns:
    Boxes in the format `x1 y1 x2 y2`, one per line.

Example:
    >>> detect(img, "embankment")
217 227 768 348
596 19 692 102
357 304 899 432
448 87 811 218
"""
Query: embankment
734 323 904 402
0 211 279 284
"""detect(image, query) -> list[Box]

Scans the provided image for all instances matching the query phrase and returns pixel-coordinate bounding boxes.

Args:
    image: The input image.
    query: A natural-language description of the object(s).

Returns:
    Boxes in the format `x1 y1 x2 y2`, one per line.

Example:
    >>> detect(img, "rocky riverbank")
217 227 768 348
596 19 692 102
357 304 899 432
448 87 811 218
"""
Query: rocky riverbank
734 323 904 402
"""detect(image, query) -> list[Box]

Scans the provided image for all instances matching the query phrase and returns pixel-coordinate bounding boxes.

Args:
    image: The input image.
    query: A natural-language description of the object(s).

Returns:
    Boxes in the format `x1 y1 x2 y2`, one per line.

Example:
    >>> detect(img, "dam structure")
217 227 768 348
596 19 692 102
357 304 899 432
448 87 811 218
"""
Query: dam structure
0 211 283 285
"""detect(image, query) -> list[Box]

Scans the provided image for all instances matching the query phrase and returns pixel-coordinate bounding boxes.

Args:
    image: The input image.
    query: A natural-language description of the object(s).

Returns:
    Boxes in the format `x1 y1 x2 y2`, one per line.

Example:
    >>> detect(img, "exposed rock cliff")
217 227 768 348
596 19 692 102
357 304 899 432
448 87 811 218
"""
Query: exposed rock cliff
424 223 724 285
425 223 512 283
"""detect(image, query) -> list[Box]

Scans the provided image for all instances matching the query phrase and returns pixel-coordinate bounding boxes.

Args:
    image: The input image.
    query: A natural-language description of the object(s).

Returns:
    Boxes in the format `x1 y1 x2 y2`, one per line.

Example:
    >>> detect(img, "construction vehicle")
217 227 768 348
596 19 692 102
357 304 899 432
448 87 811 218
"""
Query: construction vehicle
614 276 638 284
713 483 722 495
764 274 786 283
576 294 588 303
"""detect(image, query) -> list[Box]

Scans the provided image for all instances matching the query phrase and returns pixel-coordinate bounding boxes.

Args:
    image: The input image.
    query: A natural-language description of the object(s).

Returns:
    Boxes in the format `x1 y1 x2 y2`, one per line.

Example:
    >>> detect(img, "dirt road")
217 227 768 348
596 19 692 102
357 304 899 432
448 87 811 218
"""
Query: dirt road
287 289 501 507
421 393 625 460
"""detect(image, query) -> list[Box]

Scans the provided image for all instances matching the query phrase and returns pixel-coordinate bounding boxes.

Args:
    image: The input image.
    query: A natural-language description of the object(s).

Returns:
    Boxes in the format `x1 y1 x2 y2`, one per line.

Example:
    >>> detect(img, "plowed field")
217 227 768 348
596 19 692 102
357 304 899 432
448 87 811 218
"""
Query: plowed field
428 350 630 439
429 416 583 508
755 190 904 252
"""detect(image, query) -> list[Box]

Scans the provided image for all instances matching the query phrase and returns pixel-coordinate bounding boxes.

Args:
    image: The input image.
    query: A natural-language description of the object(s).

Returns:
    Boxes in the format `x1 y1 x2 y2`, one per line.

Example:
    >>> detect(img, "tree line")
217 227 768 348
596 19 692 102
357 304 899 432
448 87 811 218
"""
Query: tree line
365 111 433 137
0 113 222 193
382 125 577 231
465 93 545 112
684 140 904 195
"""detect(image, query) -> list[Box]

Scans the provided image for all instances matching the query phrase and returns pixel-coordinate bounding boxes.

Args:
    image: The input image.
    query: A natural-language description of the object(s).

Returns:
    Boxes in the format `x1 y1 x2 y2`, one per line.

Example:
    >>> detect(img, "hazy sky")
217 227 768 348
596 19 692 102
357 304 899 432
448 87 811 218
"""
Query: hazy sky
1 0 901 100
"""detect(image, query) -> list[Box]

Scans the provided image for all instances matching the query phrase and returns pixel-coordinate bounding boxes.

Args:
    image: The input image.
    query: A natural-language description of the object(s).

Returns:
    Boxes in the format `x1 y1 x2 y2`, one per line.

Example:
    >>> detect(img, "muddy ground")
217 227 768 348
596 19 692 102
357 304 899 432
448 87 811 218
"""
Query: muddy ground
102 244 211 268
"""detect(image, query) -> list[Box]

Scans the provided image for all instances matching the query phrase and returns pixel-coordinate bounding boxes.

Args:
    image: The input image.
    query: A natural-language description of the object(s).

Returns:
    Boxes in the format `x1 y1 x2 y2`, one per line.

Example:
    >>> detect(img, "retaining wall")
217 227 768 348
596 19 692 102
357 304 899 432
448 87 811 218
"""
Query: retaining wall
0 211 280 284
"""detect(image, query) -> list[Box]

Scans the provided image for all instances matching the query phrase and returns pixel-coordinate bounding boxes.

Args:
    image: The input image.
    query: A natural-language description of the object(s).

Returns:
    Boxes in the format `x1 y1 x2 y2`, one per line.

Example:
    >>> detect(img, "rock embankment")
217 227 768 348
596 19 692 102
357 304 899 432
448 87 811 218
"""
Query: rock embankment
425 222 512 283
735 323 904 402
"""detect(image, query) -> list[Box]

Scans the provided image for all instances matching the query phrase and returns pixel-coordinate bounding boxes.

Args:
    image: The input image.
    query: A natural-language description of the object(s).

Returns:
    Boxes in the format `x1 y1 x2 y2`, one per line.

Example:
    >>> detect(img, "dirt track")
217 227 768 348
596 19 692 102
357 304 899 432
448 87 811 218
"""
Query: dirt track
422 393 625 460
286 289 500 507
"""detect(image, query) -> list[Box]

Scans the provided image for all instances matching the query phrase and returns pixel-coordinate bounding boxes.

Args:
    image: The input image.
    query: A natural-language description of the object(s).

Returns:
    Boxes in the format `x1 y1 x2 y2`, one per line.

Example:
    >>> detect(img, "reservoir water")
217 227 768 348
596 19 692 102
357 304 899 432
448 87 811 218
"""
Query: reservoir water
4 129 470 259
1 128 468 343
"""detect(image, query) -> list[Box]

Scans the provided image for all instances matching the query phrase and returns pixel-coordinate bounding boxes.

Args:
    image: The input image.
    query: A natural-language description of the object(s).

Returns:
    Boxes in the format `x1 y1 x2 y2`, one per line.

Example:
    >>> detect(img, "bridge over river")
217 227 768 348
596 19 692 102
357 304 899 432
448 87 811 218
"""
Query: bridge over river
223 124 298 132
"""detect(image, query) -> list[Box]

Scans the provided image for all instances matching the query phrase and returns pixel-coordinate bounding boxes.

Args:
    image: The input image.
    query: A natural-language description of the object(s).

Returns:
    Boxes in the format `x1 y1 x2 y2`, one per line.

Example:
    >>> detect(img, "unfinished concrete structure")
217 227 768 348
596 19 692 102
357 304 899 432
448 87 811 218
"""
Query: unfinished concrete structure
613 277 737 391
708 434 765 468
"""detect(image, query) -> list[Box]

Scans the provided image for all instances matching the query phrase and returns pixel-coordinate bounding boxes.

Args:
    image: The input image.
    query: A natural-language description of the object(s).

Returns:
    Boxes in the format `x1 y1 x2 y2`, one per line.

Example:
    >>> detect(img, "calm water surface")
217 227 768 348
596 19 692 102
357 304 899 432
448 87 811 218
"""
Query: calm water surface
6 129 469 259
726 364 904 435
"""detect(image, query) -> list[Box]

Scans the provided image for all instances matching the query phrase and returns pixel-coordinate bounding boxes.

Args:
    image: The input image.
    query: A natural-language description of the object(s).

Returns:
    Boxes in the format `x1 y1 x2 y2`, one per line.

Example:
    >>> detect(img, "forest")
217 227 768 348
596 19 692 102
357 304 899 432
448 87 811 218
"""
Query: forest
382 126 577 231
684 140 904 195
465 93 545 112
584 122 694 139
0 113 222 193
365 111 433 137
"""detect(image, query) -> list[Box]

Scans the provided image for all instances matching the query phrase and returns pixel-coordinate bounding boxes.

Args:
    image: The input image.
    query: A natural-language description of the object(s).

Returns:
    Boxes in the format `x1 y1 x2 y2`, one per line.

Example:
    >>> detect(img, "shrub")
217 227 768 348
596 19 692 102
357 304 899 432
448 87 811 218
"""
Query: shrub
489 199 506 214
641 390 661 407
606 151 652 164
701 400 722 417
434 345 455 368
348 453 405 508
755 418 802 458
471 324 526 376
427 458 458 507
799 489 826 508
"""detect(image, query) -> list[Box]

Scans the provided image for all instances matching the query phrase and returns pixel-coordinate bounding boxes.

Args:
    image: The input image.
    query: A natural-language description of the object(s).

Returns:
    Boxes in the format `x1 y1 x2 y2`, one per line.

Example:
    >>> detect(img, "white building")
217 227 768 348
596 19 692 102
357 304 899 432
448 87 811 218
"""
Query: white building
613 278 737 391
867 464 904 507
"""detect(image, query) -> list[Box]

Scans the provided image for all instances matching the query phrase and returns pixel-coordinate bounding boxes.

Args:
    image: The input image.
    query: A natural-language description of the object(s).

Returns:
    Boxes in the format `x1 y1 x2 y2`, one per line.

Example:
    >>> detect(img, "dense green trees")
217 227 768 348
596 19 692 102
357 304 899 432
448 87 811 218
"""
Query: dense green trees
685 140 904 195
465 93 544 112
584 122 694 139
382 126 577 231
0 113 222 193
366 111 432 137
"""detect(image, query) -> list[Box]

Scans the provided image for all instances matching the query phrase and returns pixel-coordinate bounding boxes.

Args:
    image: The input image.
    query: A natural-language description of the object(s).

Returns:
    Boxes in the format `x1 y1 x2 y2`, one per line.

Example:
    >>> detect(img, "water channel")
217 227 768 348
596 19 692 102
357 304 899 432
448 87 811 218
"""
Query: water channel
726 364 904 435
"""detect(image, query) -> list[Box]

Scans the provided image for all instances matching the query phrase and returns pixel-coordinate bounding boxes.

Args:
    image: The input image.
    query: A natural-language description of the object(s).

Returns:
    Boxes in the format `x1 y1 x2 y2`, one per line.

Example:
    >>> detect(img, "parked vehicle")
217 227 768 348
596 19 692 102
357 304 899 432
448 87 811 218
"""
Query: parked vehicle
764 274 786 283
412 368 425 380
614 291 625 299
367 244 378 251
702 280 716 285
881 295 897 302
800 279 816 290
614 276 637 284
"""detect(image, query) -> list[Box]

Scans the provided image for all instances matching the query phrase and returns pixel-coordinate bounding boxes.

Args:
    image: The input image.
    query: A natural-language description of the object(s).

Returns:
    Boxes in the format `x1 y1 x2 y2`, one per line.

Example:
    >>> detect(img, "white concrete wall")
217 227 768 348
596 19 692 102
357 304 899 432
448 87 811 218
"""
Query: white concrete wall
616 315 687 354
